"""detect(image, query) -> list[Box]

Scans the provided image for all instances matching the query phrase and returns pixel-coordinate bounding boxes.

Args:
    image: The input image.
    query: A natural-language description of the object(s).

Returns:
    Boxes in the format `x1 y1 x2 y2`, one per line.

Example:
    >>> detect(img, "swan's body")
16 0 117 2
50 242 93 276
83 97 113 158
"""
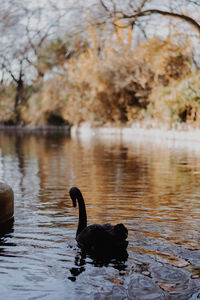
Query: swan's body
69 187 128 256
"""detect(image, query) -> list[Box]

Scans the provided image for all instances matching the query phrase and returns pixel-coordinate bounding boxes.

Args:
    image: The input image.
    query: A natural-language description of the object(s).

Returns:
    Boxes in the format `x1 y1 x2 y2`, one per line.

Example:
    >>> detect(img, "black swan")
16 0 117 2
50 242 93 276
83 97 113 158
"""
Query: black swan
69 187 128 256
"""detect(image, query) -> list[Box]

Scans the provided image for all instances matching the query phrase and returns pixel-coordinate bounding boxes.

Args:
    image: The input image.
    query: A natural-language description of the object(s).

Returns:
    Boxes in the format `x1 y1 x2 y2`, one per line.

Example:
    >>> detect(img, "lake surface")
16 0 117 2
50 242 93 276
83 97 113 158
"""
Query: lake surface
0 130 200 299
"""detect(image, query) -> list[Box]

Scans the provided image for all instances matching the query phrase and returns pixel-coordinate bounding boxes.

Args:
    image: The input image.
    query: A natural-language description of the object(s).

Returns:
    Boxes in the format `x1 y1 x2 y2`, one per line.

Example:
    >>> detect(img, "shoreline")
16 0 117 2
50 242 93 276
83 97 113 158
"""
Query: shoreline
70 123 200 153
71 123 200 143
0 123 200 145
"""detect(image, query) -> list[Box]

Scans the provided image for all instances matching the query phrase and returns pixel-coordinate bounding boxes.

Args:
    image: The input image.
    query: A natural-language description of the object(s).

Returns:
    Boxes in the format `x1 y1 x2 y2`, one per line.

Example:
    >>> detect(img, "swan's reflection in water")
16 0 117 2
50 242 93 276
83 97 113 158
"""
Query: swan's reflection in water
0 219 15 256
68 248 128 282
0 218 14 238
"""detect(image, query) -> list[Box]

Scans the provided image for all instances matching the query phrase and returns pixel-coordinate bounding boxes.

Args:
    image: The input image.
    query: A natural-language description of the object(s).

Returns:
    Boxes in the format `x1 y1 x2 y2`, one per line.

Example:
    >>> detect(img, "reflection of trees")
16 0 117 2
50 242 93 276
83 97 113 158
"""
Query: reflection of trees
0 133 37 206
68 135 200 247
0 132 24 195
0 131 200 246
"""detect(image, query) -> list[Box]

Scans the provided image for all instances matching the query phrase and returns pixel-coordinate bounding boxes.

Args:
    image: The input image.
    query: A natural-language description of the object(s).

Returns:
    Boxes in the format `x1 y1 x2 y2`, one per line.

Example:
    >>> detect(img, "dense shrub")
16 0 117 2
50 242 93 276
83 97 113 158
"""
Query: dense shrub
147 71 200 127
62 34 195 125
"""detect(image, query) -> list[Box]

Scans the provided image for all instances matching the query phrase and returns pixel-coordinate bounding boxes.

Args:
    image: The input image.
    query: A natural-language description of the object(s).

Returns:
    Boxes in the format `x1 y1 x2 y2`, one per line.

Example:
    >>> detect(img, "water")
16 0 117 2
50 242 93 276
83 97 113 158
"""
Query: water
0 130 200 299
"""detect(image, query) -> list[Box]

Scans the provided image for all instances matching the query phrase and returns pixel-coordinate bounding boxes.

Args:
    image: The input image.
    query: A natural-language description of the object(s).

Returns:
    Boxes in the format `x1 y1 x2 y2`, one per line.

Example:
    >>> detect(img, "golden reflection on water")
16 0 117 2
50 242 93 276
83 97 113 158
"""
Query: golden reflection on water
0 131 200 251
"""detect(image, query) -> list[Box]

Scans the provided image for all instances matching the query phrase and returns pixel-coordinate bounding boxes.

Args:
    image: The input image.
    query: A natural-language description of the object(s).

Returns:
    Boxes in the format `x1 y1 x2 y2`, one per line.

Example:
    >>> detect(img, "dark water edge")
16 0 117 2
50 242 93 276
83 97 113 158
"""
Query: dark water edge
0 124 70 134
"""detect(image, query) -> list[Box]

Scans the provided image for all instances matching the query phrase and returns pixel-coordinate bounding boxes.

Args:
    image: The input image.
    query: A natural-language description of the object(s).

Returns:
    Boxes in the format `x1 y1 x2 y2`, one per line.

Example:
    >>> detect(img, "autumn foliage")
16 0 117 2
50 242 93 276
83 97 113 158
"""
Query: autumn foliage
1 24 199 128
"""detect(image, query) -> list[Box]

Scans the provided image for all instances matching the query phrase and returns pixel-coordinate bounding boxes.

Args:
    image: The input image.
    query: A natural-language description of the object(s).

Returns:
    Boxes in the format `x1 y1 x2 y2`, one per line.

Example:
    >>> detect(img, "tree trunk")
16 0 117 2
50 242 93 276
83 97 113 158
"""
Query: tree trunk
14 75 24 124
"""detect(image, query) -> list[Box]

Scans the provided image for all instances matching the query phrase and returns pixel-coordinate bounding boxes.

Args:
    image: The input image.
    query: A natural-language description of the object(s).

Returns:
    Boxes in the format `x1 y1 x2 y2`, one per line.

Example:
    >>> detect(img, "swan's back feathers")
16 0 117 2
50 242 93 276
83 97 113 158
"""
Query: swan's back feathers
102 223 128 240
76 223 128 253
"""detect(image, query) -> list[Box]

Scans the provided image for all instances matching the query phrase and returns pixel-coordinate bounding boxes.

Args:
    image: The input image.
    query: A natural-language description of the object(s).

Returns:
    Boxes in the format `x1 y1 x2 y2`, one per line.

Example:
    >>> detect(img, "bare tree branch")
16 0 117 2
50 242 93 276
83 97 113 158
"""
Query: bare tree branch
99 0 200 35
117 9 200 35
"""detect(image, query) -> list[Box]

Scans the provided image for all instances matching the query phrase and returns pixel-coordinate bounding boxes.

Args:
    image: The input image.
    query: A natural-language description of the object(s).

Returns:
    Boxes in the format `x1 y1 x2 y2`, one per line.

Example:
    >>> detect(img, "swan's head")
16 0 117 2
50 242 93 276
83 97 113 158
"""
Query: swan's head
69 187 82 207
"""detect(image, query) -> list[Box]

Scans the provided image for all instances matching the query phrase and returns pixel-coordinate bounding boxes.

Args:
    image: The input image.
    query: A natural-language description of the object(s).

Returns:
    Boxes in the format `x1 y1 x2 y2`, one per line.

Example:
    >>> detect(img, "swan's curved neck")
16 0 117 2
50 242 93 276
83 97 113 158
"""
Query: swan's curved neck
76 192 87 236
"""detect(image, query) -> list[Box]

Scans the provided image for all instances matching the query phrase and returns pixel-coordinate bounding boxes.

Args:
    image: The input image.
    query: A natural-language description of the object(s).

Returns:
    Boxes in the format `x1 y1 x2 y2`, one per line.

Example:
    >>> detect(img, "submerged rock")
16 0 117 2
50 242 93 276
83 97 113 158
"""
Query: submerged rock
128 273 165 300
150 264 200 300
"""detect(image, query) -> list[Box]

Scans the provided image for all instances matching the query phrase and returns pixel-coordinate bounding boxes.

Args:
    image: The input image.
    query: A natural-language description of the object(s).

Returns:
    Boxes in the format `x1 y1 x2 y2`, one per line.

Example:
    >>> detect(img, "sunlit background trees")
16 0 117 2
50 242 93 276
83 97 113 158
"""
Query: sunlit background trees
0 0 199 127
